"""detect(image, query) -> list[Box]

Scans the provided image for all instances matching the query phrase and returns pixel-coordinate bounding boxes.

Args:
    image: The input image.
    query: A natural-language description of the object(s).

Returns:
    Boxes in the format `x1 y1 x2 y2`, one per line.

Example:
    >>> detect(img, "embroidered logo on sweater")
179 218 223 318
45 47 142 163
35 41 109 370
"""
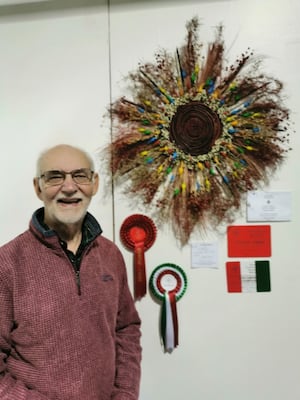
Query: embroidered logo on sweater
101 274 113 282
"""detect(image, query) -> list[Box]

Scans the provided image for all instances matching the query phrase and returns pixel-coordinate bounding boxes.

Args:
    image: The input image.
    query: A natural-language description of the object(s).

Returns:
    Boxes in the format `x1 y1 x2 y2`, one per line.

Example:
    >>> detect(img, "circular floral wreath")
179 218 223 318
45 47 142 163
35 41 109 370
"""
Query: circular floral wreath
104 17 291 246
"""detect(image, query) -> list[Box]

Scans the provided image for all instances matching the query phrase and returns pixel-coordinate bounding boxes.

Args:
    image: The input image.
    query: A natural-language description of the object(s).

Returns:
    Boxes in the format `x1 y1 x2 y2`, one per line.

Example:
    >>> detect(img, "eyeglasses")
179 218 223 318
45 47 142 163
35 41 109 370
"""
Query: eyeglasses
39 168 94 186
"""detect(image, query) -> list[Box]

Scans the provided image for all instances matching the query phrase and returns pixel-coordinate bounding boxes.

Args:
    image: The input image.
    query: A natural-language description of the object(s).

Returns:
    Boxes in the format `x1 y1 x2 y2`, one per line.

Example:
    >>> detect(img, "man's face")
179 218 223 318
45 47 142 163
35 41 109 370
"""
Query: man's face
33 146 99 229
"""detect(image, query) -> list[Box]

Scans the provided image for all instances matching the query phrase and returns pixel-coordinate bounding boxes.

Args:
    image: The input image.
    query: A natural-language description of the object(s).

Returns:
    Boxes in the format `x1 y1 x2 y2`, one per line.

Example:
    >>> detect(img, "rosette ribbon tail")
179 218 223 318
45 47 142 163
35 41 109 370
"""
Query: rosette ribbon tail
161 291 179 352
133 242 147 300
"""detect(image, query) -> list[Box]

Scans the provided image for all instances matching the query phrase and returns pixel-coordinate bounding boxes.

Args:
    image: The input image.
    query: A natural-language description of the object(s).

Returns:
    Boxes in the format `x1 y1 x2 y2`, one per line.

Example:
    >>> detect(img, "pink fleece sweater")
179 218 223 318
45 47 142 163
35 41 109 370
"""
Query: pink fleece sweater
0 210 142 400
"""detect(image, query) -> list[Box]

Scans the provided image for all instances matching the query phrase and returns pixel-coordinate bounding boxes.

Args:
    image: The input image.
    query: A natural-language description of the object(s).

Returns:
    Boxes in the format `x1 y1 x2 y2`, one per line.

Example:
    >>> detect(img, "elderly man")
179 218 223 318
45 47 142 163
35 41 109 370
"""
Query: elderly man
0 144 142 400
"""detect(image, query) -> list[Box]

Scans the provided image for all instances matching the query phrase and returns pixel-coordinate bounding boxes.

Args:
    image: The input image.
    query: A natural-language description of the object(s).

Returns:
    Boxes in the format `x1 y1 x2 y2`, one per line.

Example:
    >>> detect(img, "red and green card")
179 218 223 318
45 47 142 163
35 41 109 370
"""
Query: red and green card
226 260 271 293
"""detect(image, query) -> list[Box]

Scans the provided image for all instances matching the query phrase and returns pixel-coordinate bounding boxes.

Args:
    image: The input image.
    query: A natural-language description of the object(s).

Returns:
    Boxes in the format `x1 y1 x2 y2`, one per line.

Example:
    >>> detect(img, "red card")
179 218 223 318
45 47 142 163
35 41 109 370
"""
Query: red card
227 225 271 257
226 261 242 292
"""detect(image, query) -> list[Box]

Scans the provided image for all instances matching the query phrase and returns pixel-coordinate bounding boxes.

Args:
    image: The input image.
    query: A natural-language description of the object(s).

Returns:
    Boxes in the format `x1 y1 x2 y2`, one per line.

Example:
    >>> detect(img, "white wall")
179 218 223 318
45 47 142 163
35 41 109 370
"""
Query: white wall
1 1 300 399
0 2 113 239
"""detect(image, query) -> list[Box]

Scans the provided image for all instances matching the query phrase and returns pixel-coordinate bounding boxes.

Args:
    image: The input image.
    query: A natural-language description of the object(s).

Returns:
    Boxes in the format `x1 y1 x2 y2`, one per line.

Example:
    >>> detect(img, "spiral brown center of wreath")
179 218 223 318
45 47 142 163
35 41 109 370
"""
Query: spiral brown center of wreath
169 101 223 156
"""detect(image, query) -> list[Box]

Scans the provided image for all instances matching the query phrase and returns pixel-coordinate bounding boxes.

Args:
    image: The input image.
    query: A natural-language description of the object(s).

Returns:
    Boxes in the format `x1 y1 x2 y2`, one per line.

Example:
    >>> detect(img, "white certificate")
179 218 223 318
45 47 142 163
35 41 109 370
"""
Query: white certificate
191 241 218 269
247 191 292 222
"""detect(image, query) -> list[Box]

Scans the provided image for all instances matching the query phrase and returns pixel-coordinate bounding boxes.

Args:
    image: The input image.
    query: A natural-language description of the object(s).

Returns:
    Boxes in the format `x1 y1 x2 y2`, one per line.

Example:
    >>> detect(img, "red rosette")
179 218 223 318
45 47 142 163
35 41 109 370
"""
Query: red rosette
120 214 157 300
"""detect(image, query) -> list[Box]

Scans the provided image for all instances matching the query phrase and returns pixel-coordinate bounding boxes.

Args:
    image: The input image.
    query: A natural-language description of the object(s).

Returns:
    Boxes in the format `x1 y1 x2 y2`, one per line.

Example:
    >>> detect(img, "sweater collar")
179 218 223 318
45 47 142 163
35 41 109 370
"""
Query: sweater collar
30 207 103 244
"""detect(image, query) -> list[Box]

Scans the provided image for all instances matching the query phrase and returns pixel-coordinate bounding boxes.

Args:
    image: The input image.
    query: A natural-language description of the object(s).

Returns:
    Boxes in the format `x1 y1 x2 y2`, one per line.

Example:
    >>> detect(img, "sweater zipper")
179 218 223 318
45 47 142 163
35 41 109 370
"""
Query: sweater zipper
60 238 92 296
67 252 82 296
75 268 81 296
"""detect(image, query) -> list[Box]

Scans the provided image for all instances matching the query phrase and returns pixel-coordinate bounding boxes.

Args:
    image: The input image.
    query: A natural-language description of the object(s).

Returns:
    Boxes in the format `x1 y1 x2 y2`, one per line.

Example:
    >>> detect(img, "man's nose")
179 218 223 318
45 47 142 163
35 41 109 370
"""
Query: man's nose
61 174 78 190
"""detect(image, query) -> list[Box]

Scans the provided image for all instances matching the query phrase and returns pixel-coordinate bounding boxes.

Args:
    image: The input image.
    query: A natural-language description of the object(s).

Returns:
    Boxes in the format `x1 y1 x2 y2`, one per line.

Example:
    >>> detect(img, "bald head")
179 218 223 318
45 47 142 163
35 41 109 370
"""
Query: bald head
36 144 95 177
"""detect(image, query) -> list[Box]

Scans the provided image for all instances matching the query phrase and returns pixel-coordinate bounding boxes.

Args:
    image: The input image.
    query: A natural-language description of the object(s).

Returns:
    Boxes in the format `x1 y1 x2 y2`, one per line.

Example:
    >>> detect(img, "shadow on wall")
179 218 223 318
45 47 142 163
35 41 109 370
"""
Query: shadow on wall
0 0 231 19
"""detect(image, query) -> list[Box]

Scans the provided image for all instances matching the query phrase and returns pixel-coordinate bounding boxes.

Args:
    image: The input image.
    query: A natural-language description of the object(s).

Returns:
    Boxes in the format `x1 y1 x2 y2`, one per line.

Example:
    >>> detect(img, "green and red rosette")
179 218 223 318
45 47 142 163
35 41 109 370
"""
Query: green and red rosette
150 263 187 352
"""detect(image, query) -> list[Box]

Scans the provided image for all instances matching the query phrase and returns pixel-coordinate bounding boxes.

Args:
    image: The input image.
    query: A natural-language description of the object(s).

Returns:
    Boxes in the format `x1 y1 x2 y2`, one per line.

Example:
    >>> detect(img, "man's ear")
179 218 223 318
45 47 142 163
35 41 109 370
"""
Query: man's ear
33 177 43 199
92 173 99 196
